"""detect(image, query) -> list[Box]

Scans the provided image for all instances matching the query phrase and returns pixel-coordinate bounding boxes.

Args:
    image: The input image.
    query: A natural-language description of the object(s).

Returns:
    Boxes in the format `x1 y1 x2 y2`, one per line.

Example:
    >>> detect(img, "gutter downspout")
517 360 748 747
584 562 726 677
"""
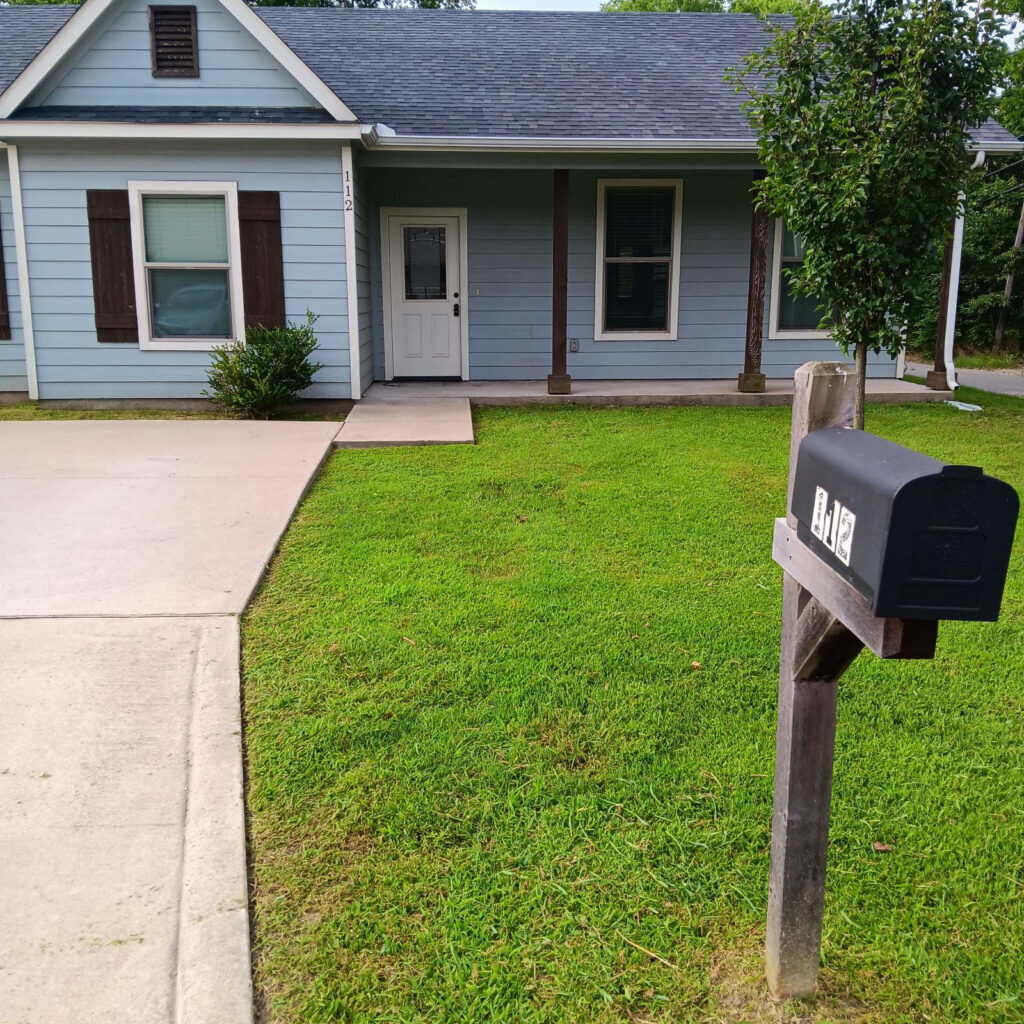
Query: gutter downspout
942 149 986 392
1 142 38 400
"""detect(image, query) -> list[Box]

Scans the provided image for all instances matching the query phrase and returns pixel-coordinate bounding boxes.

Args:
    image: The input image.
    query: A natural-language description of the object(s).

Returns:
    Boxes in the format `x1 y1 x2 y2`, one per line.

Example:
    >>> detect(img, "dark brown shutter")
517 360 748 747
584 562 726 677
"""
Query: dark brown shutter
87 190 139 344
0 217 10 341
238 191 286 331
150 6 199 78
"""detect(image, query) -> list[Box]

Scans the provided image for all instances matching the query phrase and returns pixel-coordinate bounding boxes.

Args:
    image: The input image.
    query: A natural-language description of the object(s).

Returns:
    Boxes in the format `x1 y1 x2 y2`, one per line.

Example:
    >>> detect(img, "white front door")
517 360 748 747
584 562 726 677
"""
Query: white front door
387 215 463 378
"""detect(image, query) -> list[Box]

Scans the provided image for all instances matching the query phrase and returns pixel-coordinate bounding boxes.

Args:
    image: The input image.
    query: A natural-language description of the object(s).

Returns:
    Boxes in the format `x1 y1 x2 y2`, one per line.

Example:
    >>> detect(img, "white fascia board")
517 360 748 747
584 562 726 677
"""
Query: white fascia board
0 120 368 141
364 132 760 154
0 0 117 119
217 0 357 122
0 0 358 124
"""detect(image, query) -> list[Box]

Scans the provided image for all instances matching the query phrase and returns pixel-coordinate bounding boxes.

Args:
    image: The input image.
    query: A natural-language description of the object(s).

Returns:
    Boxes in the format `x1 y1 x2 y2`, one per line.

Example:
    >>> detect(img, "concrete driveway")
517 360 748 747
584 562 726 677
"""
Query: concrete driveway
907 360 1024 399
0 421 338 1024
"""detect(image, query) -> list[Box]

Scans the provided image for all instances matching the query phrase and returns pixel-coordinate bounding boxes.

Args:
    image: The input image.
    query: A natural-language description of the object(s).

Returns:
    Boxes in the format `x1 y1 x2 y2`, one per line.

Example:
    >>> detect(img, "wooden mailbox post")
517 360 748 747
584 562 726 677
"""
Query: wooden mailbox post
767 362 939 998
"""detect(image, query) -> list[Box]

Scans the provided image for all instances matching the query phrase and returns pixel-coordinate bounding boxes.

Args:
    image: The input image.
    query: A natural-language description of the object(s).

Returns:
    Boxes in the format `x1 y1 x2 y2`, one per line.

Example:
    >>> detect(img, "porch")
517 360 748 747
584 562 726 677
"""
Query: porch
361 376 946 407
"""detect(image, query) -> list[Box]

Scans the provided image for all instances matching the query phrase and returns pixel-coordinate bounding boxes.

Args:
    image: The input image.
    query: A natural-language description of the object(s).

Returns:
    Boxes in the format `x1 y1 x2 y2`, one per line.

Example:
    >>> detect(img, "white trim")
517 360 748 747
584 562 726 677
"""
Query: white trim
379 207 469 382
216 0 356 122
0 0 113 119
127 180 245 352
341 144 361 399
0 0 358 122
593 178 683 343
0 121 367 141
7 145 38 400
367 133 759 154
768 218 831 341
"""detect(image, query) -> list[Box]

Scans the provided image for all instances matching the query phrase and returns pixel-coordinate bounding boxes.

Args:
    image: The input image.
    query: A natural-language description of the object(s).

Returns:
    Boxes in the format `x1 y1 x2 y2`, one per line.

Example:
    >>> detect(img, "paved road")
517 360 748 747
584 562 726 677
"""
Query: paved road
0 421 338 1024
907 361 1024 399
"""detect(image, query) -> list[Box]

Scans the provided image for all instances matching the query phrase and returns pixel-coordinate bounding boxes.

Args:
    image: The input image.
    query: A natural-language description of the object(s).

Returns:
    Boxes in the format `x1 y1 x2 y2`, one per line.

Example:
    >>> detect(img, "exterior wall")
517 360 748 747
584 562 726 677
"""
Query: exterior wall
0 151 29 394
33 0 317 108
18 140 349 400
372 168 554 380
369 166 896 382
353 160 374 396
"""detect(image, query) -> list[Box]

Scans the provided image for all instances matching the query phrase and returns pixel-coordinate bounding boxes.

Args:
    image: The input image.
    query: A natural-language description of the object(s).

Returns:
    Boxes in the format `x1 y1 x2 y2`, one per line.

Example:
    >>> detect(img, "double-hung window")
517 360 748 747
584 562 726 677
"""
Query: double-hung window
770 220 830 339
128 181 245 350
595 179 683 341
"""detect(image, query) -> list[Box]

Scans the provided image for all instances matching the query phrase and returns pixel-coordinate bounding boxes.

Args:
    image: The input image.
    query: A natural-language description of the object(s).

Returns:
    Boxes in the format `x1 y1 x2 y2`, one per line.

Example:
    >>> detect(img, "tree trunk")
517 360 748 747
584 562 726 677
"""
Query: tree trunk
995 197 1024 352
853 343 867 429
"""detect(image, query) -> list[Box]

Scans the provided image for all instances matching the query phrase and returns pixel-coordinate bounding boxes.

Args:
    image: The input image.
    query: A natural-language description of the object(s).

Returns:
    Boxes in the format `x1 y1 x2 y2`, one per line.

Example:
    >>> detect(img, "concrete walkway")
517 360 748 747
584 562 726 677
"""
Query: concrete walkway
908 360 1024 399
0 421 338 1024
335 396 473 448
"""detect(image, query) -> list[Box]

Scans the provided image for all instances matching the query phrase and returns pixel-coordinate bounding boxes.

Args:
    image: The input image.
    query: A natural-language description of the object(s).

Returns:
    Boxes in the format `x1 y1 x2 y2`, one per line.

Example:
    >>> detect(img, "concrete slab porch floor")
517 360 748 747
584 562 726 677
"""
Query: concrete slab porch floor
361 376 948 407
337 377 947 447
0 420 339 1024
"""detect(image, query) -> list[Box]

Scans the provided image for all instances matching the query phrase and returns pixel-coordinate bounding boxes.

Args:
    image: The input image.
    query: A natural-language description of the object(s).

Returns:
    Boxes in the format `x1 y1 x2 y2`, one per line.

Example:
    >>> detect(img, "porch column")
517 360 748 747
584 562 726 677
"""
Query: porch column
739 172 768 394
927 212 962 390
548 169 572 395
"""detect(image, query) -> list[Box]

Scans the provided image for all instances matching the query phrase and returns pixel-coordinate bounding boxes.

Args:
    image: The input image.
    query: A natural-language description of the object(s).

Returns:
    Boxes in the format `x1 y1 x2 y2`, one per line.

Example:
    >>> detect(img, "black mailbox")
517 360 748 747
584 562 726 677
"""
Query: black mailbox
792 428 1018 621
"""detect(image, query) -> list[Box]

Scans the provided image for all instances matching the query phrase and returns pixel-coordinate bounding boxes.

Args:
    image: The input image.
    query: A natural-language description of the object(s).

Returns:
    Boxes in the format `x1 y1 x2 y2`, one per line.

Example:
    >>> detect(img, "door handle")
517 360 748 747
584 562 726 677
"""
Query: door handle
453 302 460 318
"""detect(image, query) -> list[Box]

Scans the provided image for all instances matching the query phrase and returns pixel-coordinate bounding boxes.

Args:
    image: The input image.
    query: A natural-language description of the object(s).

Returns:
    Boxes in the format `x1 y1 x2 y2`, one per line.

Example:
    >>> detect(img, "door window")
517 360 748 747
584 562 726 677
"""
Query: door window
403 226 447 300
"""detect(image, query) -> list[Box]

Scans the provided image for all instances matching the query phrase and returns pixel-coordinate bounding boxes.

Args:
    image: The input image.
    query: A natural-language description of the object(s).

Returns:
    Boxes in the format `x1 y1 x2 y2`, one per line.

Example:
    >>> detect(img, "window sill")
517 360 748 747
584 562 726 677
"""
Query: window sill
140 338 236 352
769 329 833 342
594 331 678 342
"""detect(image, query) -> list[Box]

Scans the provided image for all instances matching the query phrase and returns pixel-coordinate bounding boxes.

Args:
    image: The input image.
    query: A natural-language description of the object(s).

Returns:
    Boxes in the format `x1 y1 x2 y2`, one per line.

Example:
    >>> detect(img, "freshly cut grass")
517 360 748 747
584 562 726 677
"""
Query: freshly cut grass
244 388 1024 1024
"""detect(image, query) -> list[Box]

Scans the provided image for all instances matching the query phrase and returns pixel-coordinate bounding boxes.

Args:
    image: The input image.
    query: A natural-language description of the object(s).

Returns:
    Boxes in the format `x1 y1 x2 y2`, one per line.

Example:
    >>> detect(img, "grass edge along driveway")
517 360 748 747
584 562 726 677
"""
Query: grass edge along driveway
244 390 1024 1024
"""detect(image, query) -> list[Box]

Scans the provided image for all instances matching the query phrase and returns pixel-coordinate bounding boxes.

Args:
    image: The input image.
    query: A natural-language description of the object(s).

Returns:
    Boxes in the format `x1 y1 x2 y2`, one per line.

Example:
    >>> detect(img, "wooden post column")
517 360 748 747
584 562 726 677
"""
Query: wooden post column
548 169 571 395
766 362 859 998
739 172 768 394
766 362 938 1000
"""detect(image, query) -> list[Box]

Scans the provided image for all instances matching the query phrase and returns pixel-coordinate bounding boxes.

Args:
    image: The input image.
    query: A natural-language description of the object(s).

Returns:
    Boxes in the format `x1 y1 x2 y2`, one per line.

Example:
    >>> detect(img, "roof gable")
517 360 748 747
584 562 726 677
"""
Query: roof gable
0 0 356 121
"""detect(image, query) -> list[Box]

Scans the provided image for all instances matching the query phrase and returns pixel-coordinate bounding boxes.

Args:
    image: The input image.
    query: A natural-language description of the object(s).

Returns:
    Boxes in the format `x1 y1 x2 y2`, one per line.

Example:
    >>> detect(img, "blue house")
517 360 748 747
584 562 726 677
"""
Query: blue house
0 0 1019 402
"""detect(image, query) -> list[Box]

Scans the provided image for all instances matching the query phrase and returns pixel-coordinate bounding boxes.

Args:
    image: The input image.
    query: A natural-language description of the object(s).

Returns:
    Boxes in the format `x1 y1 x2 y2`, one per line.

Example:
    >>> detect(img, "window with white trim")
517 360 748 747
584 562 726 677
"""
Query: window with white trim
595 179 683 341
770 220 830 339
128 181 245 351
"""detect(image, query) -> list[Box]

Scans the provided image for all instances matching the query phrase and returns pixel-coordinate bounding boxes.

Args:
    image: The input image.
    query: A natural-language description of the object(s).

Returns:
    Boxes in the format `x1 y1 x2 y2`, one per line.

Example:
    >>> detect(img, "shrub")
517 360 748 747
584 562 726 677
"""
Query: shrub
204 312 324 419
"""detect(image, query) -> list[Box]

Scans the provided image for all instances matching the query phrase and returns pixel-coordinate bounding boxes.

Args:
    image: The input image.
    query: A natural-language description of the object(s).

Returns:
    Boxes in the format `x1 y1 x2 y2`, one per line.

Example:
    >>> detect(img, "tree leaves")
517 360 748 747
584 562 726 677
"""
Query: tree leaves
729 0 1005 362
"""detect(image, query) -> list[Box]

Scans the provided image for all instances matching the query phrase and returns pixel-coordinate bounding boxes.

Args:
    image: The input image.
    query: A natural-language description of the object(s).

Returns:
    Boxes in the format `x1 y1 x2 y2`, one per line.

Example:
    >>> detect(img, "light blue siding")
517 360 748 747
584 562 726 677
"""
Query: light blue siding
0 152 29 394
368 167 896 382
34 0 317 109
18 140 350 400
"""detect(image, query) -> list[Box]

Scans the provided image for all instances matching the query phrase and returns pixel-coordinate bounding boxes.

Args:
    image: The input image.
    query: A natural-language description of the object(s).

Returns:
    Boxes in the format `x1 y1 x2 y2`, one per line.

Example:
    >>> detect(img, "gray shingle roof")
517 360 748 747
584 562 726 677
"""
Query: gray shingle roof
0 5 1018 149
0 5 75 95
258 10 778 140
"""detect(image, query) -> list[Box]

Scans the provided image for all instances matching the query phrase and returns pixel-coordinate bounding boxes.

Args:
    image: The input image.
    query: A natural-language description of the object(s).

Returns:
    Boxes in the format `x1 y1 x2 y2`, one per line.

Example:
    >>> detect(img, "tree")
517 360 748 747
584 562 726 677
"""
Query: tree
602 0 807 12
10 0 473 6
732 0 1004 426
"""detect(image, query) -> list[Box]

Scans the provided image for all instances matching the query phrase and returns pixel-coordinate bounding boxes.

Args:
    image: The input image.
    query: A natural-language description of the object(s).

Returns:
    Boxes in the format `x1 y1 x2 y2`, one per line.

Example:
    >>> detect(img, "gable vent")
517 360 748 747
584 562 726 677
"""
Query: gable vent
149 6 199 78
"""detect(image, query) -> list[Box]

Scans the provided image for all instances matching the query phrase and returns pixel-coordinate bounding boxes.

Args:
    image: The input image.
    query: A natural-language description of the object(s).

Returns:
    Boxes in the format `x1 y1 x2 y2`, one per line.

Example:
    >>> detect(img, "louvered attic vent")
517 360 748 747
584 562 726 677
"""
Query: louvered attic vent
149 6 199 78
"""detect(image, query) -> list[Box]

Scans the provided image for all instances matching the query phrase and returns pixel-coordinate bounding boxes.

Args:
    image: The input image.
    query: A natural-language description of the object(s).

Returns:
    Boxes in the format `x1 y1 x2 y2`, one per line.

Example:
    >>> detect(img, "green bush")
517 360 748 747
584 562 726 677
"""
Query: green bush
204 312 324 419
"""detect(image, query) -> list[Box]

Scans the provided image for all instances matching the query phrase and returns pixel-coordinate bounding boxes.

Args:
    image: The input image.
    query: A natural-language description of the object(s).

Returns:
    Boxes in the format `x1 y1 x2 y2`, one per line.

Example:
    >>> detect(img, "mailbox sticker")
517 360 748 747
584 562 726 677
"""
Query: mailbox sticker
835 506 856 566
811 486 829 541
809 485 856 567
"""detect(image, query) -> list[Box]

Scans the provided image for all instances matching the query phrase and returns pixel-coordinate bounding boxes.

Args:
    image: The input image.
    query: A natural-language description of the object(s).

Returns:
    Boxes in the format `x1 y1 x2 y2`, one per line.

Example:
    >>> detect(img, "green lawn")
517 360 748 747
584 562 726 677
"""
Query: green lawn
0 401 228 421
244 388 1024 1024
0 402 342 421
